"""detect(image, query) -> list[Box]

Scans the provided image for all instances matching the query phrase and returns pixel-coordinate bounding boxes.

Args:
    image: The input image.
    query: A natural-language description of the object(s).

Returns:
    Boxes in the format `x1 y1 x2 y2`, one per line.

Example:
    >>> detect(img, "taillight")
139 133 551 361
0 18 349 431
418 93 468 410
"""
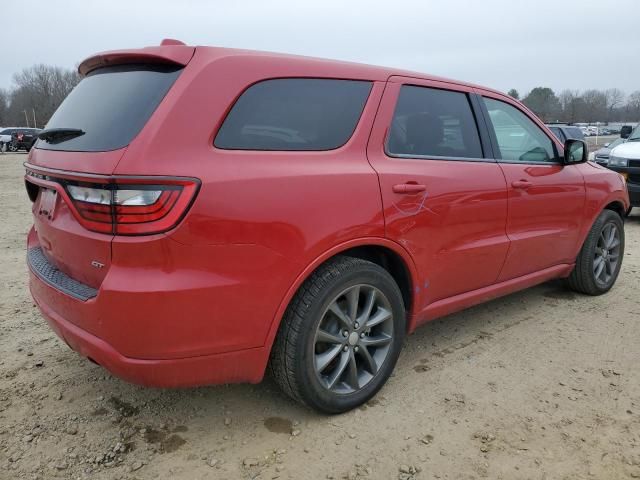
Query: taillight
65 178 199 235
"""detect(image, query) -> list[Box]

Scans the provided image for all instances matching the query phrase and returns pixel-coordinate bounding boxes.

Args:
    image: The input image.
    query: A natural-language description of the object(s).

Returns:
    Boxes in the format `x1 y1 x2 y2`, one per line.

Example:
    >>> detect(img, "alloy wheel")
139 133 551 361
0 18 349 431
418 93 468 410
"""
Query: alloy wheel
593 222 621 286
313 284 394 394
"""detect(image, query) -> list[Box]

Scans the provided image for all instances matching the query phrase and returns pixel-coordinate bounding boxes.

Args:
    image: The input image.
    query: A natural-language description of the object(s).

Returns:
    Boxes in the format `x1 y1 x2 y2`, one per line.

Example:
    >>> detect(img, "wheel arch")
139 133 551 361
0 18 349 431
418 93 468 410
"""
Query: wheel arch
262 238 420 359
573 193 629 261
604 200 626 219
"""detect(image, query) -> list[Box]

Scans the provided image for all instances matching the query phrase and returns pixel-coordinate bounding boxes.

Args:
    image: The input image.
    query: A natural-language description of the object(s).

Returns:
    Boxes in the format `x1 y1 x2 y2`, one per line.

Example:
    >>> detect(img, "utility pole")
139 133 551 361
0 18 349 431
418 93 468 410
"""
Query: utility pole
23 110 29 128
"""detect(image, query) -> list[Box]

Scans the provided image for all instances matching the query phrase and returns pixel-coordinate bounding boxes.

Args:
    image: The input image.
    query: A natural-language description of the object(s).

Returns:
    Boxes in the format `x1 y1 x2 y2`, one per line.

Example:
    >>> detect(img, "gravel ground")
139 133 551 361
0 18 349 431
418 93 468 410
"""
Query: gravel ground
1 152 640 480
585 135 619 151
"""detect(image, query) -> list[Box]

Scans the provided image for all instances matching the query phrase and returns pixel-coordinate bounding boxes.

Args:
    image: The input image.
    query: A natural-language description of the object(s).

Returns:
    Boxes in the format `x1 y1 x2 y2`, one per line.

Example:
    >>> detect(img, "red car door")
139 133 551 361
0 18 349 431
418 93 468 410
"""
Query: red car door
477 92 586 281
367 77 509 318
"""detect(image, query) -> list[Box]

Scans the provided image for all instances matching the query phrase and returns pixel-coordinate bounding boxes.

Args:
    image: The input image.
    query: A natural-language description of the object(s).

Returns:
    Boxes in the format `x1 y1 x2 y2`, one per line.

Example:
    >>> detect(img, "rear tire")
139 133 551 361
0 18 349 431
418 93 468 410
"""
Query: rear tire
567 209 624 295
269 256 406 413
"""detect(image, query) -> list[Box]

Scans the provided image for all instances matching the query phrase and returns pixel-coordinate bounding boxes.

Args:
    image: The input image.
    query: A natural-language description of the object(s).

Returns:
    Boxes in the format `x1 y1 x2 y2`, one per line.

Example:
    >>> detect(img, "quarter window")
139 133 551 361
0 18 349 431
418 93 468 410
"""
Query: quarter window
483 98 556 163
214 78 372 151
386 86 483 159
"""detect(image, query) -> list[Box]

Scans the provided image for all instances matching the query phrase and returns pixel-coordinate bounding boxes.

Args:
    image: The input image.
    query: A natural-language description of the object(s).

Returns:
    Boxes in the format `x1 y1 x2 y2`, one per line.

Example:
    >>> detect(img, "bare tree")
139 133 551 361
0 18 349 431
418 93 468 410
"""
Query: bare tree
558 90 582 123
627 91 640 121
0 89 9 126
605 88 625 122
580 90 607 123
6 64 80 127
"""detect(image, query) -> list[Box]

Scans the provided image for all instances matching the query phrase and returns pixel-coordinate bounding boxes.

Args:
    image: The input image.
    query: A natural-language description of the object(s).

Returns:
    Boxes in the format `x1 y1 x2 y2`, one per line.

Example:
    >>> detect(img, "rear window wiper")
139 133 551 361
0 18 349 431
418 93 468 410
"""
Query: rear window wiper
38 128 86 143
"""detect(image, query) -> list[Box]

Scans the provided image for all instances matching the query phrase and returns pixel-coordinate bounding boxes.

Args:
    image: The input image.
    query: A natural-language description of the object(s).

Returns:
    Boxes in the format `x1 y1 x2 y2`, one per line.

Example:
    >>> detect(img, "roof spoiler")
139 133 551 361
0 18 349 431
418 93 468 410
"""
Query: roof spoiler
78 40 195 76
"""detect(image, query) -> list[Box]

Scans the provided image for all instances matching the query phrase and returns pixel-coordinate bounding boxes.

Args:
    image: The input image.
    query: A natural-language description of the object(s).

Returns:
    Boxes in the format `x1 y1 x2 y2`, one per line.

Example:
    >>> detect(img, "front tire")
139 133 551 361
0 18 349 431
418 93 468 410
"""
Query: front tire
568 209 625 295
270 256 406 413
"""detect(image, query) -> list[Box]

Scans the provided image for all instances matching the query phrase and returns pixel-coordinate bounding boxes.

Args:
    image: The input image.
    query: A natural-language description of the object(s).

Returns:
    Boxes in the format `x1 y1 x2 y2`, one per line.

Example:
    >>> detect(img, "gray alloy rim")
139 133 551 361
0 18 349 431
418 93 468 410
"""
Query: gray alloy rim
313 284 394 395
593 222 621 286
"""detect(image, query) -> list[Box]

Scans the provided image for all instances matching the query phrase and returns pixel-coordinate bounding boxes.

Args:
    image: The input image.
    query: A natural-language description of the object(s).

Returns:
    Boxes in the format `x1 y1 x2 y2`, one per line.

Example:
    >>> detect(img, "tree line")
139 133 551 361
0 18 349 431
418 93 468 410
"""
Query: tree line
1 63 639 128
0 65 80 128
508 87 640 124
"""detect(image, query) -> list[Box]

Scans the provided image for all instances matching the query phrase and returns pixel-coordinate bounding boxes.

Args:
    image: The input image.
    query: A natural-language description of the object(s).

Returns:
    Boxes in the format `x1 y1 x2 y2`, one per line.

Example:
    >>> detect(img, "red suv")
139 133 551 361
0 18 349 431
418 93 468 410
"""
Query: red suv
26 40 629 413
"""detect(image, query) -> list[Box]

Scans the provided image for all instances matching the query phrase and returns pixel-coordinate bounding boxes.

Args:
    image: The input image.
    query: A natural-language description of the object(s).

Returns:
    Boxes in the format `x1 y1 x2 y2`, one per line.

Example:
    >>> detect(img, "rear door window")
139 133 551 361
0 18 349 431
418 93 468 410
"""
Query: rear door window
37 64 183 152
214 78 372 151
386 85 483 159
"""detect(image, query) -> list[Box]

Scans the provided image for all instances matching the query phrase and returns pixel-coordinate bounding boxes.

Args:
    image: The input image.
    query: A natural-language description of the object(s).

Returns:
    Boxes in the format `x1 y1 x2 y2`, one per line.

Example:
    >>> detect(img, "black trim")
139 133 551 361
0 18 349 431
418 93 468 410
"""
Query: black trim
469 93 495 159
475 95 501 160
386 152 495 163
497 160 565 166
28 247 97 301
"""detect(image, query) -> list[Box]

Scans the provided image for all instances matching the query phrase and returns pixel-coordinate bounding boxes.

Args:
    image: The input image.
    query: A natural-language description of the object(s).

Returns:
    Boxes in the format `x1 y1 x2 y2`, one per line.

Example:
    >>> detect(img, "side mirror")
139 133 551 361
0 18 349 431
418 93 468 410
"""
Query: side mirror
564 139 588 164
621 126 632 139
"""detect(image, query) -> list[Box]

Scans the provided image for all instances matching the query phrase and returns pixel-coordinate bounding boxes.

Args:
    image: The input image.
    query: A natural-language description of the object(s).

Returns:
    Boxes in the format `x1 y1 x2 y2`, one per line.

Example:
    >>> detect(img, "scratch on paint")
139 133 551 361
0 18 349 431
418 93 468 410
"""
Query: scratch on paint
392 191 433 216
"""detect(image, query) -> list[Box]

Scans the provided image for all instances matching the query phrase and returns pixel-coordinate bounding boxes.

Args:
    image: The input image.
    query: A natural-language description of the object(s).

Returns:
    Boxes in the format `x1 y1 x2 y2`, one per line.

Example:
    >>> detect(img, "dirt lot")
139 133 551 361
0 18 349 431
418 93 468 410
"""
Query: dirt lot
1 152 640 480
585 135 619 151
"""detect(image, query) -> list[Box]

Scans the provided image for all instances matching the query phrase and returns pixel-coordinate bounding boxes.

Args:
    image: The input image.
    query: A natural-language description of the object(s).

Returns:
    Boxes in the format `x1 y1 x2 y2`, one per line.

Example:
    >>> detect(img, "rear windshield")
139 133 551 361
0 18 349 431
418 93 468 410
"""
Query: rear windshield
37 64 182 152
214 78 372 151
566 127 584 139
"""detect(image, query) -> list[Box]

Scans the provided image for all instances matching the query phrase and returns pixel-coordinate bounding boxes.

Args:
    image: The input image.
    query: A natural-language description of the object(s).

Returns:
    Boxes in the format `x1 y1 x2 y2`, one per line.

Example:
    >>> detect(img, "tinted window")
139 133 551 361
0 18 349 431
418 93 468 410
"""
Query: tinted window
386 86 483 159
566 127 584 140
215 79 371 151
548 127 564 142
0 129 15 135
38 64 182 152
483 98 556 163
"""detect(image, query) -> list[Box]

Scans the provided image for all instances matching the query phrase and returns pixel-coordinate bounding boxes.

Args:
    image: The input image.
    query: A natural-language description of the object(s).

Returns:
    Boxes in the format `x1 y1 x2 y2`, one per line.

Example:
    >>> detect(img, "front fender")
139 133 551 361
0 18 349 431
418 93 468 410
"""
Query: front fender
574 163 629 258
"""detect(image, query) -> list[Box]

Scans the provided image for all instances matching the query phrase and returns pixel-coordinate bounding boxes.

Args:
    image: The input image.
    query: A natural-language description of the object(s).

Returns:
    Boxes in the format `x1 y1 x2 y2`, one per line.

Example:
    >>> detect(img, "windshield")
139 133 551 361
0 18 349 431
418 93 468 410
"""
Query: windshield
37 64 182 152
607 138 625 149
628 126 640 141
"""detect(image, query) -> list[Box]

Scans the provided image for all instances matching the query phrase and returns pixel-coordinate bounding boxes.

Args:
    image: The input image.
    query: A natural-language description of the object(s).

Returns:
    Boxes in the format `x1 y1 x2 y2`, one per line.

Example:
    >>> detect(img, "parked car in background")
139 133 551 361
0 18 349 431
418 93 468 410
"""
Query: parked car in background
592 137 626 165
546 124 586 143
14 128 42 152
24 41 630 413
0 128 42 152
0 128 18 150
608 125 640 212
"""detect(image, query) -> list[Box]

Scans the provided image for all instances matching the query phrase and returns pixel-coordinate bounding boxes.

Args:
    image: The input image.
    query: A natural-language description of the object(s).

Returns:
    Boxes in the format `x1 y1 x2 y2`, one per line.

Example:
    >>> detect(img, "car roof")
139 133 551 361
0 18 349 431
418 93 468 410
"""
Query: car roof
79 43 509 98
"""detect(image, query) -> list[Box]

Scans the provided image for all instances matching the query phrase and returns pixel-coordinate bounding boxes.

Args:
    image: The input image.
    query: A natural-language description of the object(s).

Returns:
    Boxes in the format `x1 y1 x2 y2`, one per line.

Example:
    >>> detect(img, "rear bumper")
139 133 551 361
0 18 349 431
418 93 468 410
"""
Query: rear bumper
26 224 299 387
30 276 269 387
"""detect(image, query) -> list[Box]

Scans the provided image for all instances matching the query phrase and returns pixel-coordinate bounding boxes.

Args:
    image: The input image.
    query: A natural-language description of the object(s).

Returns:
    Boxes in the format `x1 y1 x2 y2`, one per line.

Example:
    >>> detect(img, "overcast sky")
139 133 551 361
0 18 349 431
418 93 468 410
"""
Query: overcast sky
2 0 638 95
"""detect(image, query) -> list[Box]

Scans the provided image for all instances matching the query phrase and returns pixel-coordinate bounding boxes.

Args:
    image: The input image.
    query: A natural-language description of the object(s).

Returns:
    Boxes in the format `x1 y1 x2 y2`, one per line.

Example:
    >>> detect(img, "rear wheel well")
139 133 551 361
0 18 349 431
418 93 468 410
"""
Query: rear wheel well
604 201 626 219
338 245 413 314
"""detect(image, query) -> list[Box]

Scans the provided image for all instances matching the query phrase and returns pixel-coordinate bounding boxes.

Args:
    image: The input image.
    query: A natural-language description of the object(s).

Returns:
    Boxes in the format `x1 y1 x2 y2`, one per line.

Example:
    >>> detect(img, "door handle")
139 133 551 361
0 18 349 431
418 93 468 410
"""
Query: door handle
392 183 427 194
511 180 533 189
